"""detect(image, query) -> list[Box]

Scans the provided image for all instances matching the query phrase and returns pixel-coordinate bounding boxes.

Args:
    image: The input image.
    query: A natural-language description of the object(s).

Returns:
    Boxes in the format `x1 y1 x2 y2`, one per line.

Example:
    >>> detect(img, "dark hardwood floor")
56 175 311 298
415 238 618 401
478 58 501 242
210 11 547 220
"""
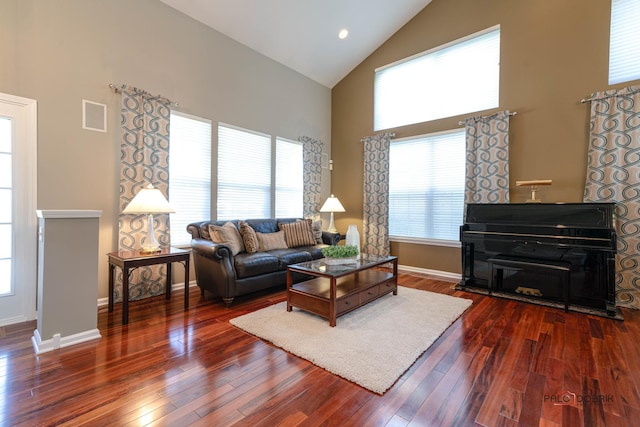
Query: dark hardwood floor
2 273 640 426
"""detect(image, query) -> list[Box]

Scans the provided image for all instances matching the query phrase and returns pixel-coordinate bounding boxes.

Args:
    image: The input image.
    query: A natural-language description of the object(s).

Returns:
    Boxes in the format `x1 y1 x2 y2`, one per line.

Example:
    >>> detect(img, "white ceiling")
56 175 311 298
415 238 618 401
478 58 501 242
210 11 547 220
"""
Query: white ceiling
159 0 432 88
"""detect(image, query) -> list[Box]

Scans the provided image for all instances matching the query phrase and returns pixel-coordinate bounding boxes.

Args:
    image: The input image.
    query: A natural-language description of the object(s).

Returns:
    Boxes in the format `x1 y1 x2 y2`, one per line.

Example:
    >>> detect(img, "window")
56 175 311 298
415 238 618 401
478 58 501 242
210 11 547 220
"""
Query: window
169 111 212 246
374 26 500 131
217 124 272 219
609 0 640 84
275 137 303 218
389 130 465 244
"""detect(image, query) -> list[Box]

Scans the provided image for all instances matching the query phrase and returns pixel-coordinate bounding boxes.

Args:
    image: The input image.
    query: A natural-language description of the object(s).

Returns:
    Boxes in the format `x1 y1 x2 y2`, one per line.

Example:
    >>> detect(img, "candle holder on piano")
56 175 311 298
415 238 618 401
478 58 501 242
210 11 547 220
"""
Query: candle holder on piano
516 180 552 203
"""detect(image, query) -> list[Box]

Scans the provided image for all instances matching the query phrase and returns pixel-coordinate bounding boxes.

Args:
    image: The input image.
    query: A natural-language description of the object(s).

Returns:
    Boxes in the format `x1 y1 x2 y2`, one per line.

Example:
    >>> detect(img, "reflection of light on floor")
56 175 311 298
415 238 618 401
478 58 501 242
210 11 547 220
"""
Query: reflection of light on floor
169 325 194 355
0 354 7 426
139 409 154 426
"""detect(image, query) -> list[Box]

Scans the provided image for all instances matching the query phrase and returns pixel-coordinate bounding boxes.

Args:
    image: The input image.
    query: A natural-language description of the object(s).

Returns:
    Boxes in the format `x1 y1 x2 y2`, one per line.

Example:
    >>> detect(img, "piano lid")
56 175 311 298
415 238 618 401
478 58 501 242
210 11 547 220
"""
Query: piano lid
465 203 616 229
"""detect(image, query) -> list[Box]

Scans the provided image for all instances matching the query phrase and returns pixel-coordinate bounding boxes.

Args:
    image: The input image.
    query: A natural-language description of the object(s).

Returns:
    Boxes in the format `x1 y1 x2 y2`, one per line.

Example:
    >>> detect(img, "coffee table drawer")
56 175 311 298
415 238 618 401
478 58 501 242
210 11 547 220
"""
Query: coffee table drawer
337 294 359 313
360 285 380 303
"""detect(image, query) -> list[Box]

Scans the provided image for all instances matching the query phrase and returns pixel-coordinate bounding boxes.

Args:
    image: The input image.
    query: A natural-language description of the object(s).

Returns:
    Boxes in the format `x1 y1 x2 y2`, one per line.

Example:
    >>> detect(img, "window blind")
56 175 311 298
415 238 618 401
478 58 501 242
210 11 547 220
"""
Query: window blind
275 137 303 218
609 0 640 84
217 124 271 220
389 130 465 242
374 26 500 131
169 111 212 246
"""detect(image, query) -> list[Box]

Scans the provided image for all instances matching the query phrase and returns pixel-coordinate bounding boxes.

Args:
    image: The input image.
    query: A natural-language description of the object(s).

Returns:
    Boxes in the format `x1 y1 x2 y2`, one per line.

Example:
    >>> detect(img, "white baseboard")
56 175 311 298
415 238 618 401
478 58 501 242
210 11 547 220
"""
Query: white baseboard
0 314 29 327
398 264 461 282
32 328 102 354
97 280 198 308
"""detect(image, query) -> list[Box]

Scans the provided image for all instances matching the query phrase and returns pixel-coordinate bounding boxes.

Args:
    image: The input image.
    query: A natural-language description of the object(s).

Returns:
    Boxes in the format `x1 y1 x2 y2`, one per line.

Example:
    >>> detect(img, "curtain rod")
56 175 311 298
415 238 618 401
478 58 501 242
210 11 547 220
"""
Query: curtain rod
109 83 179 106
458 111 517 126
360 132 396 142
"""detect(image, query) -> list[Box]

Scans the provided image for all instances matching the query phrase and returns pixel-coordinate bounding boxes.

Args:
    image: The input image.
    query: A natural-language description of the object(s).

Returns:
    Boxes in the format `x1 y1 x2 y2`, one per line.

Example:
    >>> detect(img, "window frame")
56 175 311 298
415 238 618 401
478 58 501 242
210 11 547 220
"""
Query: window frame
168 110 212 247
217 123 305 220
388 129 465 248
374 25 500 131
609 0 640 85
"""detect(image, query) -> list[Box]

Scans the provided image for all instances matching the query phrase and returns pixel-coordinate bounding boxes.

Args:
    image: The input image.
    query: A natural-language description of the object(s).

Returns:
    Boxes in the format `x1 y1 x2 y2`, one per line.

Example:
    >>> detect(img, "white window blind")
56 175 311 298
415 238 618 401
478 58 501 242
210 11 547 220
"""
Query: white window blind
389 130 465 242
609 0 640 84
275 137 303 218
169 111 212 246
218 124 271 219
374 26 500 131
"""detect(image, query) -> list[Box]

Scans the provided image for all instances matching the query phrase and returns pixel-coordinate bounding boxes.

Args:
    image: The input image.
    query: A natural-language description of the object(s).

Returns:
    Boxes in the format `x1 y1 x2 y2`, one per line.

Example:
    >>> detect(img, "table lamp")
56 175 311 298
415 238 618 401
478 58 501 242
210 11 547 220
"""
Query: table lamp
122 184 175 253
319 194 345 233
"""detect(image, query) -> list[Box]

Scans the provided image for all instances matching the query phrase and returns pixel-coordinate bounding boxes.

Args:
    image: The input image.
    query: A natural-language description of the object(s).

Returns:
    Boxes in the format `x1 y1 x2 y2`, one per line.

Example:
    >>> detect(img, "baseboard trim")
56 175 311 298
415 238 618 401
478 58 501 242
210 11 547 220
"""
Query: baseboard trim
32 328 102 354
97 281 198 308
398 264 461 282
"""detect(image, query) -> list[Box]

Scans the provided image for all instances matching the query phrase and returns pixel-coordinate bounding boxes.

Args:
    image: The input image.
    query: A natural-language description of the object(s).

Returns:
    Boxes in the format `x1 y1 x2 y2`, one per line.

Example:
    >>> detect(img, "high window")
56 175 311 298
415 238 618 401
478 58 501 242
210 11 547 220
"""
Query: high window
169 111 212 246
374 26 500 131
609 0 640 84
389 130 465 244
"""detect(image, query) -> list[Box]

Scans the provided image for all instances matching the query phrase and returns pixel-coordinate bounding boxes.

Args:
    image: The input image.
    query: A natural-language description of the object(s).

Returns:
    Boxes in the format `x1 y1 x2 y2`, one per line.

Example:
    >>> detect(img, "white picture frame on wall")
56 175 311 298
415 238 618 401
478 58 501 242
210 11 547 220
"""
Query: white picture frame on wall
82 99 107 133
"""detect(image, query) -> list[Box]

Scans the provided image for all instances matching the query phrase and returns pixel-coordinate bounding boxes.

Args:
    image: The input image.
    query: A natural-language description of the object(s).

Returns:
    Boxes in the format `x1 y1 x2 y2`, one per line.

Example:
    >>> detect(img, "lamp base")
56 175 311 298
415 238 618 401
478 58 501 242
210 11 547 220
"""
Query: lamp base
326 212 338 233
140 246 161 254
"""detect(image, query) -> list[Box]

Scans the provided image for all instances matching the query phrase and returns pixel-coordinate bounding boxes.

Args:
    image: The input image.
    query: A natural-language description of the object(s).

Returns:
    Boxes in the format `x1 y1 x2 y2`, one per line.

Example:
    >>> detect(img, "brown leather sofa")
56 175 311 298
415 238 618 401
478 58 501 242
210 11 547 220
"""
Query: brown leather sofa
187 218 340 305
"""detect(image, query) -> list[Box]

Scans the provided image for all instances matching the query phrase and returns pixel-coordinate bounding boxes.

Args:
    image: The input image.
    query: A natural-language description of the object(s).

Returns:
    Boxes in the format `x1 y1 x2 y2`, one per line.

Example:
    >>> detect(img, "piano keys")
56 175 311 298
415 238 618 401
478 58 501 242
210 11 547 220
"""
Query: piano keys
459 203 618 318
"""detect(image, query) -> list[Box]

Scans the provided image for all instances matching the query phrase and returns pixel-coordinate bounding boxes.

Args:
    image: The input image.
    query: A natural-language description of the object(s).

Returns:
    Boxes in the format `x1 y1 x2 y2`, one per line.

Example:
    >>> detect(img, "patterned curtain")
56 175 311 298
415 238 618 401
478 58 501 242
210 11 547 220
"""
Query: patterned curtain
463 110 511 205
583 85 640 309
299 136 323 219
117 86 172 302
362 133 394 256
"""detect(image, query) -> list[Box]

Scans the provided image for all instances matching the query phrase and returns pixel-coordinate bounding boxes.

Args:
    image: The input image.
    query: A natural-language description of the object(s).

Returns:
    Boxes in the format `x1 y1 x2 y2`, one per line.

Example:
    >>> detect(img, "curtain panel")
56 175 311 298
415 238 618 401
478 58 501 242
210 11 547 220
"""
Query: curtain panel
463 110 511 206
117 86 172 302
299 136 323 220
583 85 640 309
362 133 394 256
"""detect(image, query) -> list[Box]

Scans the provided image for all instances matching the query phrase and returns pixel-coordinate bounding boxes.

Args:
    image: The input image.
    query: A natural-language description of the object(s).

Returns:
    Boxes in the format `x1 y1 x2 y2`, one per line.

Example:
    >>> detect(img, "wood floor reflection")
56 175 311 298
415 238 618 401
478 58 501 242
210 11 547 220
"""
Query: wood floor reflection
2 273 640 426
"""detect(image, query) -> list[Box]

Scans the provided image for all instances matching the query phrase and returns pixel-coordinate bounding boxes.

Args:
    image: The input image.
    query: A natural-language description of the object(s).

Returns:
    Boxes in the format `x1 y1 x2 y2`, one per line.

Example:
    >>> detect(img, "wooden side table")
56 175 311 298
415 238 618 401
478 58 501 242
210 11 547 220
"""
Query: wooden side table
107 247 191 325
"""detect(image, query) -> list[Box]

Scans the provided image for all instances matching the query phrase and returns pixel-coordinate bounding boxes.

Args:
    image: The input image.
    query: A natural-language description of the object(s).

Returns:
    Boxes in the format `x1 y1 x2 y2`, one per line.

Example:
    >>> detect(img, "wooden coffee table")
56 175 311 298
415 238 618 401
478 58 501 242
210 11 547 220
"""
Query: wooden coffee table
286 254 398 326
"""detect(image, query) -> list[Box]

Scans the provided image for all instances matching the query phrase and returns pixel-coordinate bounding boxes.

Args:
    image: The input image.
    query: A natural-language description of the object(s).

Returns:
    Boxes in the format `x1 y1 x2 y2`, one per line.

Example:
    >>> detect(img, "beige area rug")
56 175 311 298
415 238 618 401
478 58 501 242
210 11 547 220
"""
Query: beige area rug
229 286 473 394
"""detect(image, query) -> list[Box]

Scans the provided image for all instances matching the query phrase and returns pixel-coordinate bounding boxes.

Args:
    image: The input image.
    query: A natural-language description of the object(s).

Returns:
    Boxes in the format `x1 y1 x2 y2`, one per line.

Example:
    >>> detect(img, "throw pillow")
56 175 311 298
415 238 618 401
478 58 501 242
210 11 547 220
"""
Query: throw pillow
208 222 245 255
256 231 288 251
279 220 317 248
238 221 259 254
311 219 323 244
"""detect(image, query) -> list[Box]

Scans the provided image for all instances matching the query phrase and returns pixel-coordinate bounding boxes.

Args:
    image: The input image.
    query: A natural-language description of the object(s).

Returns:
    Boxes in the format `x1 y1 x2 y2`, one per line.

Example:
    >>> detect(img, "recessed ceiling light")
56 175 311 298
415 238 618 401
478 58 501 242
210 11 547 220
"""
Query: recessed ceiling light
338 29 349 39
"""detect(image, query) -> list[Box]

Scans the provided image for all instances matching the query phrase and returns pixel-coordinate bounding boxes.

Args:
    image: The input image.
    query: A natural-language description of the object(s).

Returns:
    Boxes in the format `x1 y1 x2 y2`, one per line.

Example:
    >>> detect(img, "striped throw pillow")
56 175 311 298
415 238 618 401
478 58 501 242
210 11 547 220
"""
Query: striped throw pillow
279 220 317 248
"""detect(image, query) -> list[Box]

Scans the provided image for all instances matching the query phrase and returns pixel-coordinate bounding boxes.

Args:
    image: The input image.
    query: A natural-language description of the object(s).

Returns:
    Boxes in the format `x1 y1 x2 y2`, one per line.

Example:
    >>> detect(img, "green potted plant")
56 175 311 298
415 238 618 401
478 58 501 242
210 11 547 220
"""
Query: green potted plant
321 244 359 265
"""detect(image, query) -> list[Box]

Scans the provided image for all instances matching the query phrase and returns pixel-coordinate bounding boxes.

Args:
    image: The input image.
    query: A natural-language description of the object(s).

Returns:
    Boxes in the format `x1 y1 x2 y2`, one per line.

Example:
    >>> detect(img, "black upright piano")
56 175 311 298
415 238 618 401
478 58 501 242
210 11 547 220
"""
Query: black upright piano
459 203 618 317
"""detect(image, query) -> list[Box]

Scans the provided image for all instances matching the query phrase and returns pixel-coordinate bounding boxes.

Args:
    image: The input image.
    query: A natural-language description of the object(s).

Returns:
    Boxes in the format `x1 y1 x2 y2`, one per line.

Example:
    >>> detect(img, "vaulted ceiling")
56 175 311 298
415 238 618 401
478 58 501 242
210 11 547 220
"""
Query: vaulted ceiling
159 0 432 88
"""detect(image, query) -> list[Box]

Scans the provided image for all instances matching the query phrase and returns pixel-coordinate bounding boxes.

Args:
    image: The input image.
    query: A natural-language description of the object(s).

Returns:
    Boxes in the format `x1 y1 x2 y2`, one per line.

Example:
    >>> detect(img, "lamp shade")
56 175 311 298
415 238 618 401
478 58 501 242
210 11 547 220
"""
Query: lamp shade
122 184 175 214
319 194 345 213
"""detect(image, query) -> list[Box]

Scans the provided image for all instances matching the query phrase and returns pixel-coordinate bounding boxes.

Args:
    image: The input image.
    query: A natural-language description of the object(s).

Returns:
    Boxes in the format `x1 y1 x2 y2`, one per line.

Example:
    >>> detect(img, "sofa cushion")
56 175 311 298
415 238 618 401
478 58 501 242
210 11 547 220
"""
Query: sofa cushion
238 221 259 254
298 245 326 259
234 252 280 279
256 231 288 251
279 220 316 248
209 222 245 255
266 249 313 269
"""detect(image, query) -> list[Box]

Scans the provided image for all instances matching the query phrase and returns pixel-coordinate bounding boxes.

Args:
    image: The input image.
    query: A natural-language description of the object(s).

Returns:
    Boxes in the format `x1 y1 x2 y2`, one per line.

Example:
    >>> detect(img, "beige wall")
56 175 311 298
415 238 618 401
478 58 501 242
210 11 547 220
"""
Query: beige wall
331 0 636 274
1 0 331 299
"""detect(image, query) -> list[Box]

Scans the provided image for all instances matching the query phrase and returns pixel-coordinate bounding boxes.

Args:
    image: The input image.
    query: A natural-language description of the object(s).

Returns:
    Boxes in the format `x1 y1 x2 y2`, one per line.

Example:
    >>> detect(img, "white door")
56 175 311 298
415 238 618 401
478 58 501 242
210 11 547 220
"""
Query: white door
0 93 37 326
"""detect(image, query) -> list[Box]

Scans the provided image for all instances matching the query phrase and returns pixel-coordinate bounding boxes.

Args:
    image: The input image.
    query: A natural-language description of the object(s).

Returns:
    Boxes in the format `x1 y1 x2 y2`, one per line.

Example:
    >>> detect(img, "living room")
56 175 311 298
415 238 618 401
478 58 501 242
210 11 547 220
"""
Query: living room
2 0 640 425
